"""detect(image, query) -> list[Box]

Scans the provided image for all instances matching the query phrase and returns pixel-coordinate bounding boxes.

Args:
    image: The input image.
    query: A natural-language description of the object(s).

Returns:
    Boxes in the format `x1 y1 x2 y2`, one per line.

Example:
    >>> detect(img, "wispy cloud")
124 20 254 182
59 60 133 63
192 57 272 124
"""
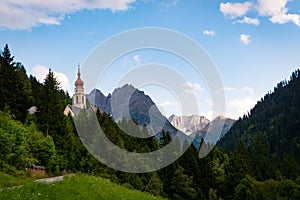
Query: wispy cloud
158 100 176 107
159 0 178 9
224 87 236 91
203 30 216 36
242 86 254 95
224 86 257 119
240 34 251 45
229 97 256 118
32 64 72 94
205 99 213 106
235 16 260 25
182 82 205 95
0 0 136 30
133 54 141 64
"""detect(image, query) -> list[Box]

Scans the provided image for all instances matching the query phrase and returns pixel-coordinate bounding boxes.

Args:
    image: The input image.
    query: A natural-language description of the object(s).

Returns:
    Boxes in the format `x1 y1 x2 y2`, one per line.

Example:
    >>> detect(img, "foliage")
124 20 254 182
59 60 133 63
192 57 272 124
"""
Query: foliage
170 166 197 200
0 111 56 174
234 175 300 200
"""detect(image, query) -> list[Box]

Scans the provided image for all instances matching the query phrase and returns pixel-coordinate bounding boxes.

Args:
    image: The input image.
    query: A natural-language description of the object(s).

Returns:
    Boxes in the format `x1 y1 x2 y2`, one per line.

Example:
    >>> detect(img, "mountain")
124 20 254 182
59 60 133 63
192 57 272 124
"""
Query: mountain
87 85 237 148
191 116 235 148
87 88 111 114
87 84 189 140
168 114 210 135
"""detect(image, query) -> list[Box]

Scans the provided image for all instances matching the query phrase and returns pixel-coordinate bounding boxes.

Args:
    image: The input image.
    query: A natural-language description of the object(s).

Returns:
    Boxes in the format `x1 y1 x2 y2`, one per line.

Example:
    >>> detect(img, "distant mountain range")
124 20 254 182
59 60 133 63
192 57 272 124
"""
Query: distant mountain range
87 84 235 147
191 116 235 148
168 115 210 135
87 84 187 141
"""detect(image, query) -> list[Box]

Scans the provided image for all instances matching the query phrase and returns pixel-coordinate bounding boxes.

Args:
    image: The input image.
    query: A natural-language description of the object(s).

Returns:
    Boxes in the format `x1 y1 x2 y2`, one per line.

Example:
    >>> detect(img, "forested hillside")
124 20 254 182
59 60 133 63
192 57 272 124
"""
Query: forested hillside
218 69 300 179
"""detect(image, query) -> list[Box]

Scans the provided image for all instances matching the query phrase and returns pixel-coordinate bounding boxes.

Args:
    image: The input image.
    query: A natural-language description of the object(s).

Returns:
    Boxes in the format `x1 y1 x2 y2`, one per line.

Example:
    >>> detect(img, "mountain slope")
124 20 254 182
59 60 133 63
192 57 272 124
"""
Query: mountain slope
218 69 300 176
191 116 235 148
87 84 190 141
168 115 210 135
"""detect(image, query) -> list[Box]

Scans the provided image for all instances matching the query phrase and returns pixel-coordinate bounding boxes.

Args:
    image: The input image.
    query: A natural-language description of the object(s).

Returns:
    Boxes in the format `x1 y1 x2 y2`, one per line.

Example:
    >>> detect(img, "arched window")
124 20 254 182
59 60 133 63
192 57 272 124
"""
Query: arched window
76 96 78 104
82 96 84 104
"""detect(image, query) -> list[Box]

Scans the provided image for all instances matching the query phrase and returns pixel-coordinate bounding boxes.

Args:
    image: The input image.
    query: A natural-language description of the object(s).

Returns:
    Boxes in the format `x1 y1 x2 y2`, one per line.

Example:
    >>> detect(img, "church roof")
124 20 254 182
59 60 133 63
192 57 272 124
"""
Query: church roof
64 103 100 117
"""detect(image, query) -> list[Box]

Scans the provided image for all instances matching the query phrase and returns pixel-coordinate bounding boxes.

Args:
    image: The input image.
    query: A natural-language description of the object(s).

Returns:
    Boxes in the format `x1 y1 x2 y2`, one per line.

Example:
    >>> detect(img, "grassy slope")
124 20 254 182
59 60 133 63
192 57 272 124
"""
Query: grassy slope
0 174 165 200
0 172 35 188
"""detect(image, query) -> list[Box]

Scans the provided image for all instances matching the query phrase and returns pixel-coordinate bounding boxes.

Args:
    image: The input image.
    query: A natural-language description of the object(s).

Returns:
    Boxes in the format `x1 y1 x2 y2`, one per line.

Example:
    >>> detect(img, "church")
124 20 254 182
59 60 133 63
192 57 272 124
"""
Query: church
63 66 88 117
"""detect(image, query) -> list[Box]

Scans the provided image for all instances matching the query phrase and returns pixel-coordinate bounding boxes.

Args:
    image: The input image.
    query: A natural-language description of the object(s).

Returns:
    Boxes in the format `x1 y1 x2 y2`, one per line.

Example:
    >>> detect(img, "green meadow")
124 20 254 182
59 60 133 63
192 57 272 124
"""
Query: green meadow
0 173 165 200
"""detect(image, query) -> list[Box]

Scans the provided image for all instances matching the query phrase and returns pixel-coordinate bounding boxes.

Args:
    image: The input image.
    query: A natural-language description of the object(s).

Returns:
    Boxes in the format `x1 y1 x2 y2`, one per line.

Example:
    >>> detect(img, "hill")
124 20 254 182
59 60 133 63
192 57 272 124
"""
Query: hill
0 174 165 200
218 69 300 180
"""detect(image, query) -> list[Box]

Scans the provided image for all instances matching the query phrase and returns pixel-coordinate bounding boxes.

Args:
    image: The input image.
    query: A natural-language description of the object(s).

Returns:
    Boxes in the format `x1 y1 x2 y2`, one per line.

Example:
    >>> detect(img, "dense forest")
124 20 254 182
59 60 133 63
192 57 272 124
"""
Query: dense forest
0 44 300 199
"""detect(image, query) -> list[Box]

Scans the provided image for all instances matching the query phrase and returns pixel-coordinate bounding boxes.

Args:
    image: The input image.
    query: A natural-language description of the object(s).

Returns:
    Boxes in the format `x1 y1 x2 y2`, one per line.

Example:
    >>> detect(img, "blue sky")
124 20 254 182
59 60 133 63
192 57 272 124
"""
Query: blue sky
0 0 300 119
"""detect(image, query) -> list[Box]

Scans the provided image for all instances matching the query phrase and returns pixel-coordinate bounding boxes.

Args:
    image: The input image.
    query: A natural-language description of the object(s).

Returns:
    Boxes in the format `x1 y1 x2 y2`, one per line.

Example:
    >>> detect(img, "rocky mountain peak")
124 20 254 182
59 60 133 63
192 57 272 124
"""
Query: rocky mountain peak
168 114 210 135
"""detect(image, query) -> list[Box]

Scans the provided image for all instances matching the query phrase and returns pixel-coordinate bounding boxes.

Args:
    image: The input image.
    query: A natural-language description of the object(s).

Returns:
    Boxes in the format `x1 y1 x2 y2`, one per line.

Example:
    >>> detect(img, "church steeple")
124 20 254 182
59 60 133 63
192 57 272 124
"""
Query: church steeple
75 65 84 88
72 65 86 109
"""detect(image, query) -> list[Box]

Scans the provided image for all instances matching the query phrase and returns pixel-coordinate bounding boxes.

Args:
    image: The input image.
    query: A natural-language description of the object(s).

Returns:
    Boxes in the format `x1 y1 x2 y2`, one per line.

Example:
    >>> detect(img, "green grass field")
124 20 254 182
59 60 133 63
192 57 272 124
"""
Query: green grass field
0 173 165 200
0 172 35 188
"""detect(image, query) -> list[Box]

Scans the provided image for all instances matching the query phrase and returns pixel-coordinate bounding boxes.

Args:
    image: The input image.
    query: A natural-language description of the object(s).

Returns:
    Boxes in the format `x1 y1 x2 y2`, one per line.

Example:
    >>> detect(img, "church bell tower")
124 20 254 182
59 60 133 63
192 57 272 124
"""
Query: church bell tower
73 65 86 109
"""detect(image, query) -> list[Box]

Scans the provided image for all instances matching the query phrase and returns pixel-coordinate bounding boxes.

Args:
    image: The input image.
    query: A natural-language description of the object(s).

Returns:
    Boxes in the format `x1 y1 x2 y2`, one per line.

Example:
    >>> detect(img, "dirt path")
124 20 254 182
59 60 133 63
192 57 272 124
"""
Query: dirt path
0 175 65 192
34 176 64 183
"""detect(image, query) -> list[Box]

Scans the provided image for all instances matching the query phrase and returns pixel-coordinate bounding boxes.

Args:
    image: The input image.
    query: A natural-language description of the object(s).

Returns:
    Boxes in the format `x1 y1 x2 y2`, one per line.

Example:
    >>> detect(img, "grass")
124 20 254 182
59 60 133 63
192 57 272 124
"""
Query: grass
0 174 166 200
0 172 34 188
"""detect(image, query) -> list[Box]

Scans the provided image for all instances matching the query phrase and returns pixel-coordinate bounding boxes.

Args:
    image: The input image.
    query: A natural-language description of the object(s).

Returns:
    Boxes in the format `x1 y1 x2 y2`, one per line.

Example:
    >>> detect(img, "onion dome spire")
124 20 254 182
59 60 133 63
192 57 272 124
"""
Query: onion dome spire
75 65 84 87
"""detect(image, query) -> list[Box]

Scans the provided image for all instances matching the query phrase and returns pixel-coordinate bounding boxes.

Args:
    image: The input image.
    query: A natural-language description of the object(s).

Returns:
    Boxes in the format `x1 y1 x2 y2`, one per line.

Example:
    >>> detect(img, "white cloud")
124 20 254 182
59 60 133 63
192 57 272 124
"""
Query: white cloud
235 16 260 25
224 87 236 91
242 87 254 95
257 0 300 26
0 0 136 30
220 2 253 18
205 99 213 106
240 34 251 45
199 111 213 120
133 54 141 64
159 0 178 8
31 65 72 93
193 83 205 92
257 0 288 16
270 13 300 26
182 82 205 94
220 0 300 27
203 30 216 36
183 89 195 95
229 97 256 118
158 100 176 107
224 86 257 119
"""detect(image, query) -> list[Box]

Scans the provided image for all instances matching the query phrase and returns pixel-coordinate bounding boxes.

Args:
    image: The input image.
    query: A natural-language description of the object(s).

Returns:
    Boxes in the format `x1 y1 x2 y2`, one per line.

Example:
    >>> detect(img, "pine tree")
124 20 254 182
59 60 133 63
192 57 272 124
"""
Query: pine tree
0 44 32 122
144 172 164 196
37 69 66 138
170 166 197 200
